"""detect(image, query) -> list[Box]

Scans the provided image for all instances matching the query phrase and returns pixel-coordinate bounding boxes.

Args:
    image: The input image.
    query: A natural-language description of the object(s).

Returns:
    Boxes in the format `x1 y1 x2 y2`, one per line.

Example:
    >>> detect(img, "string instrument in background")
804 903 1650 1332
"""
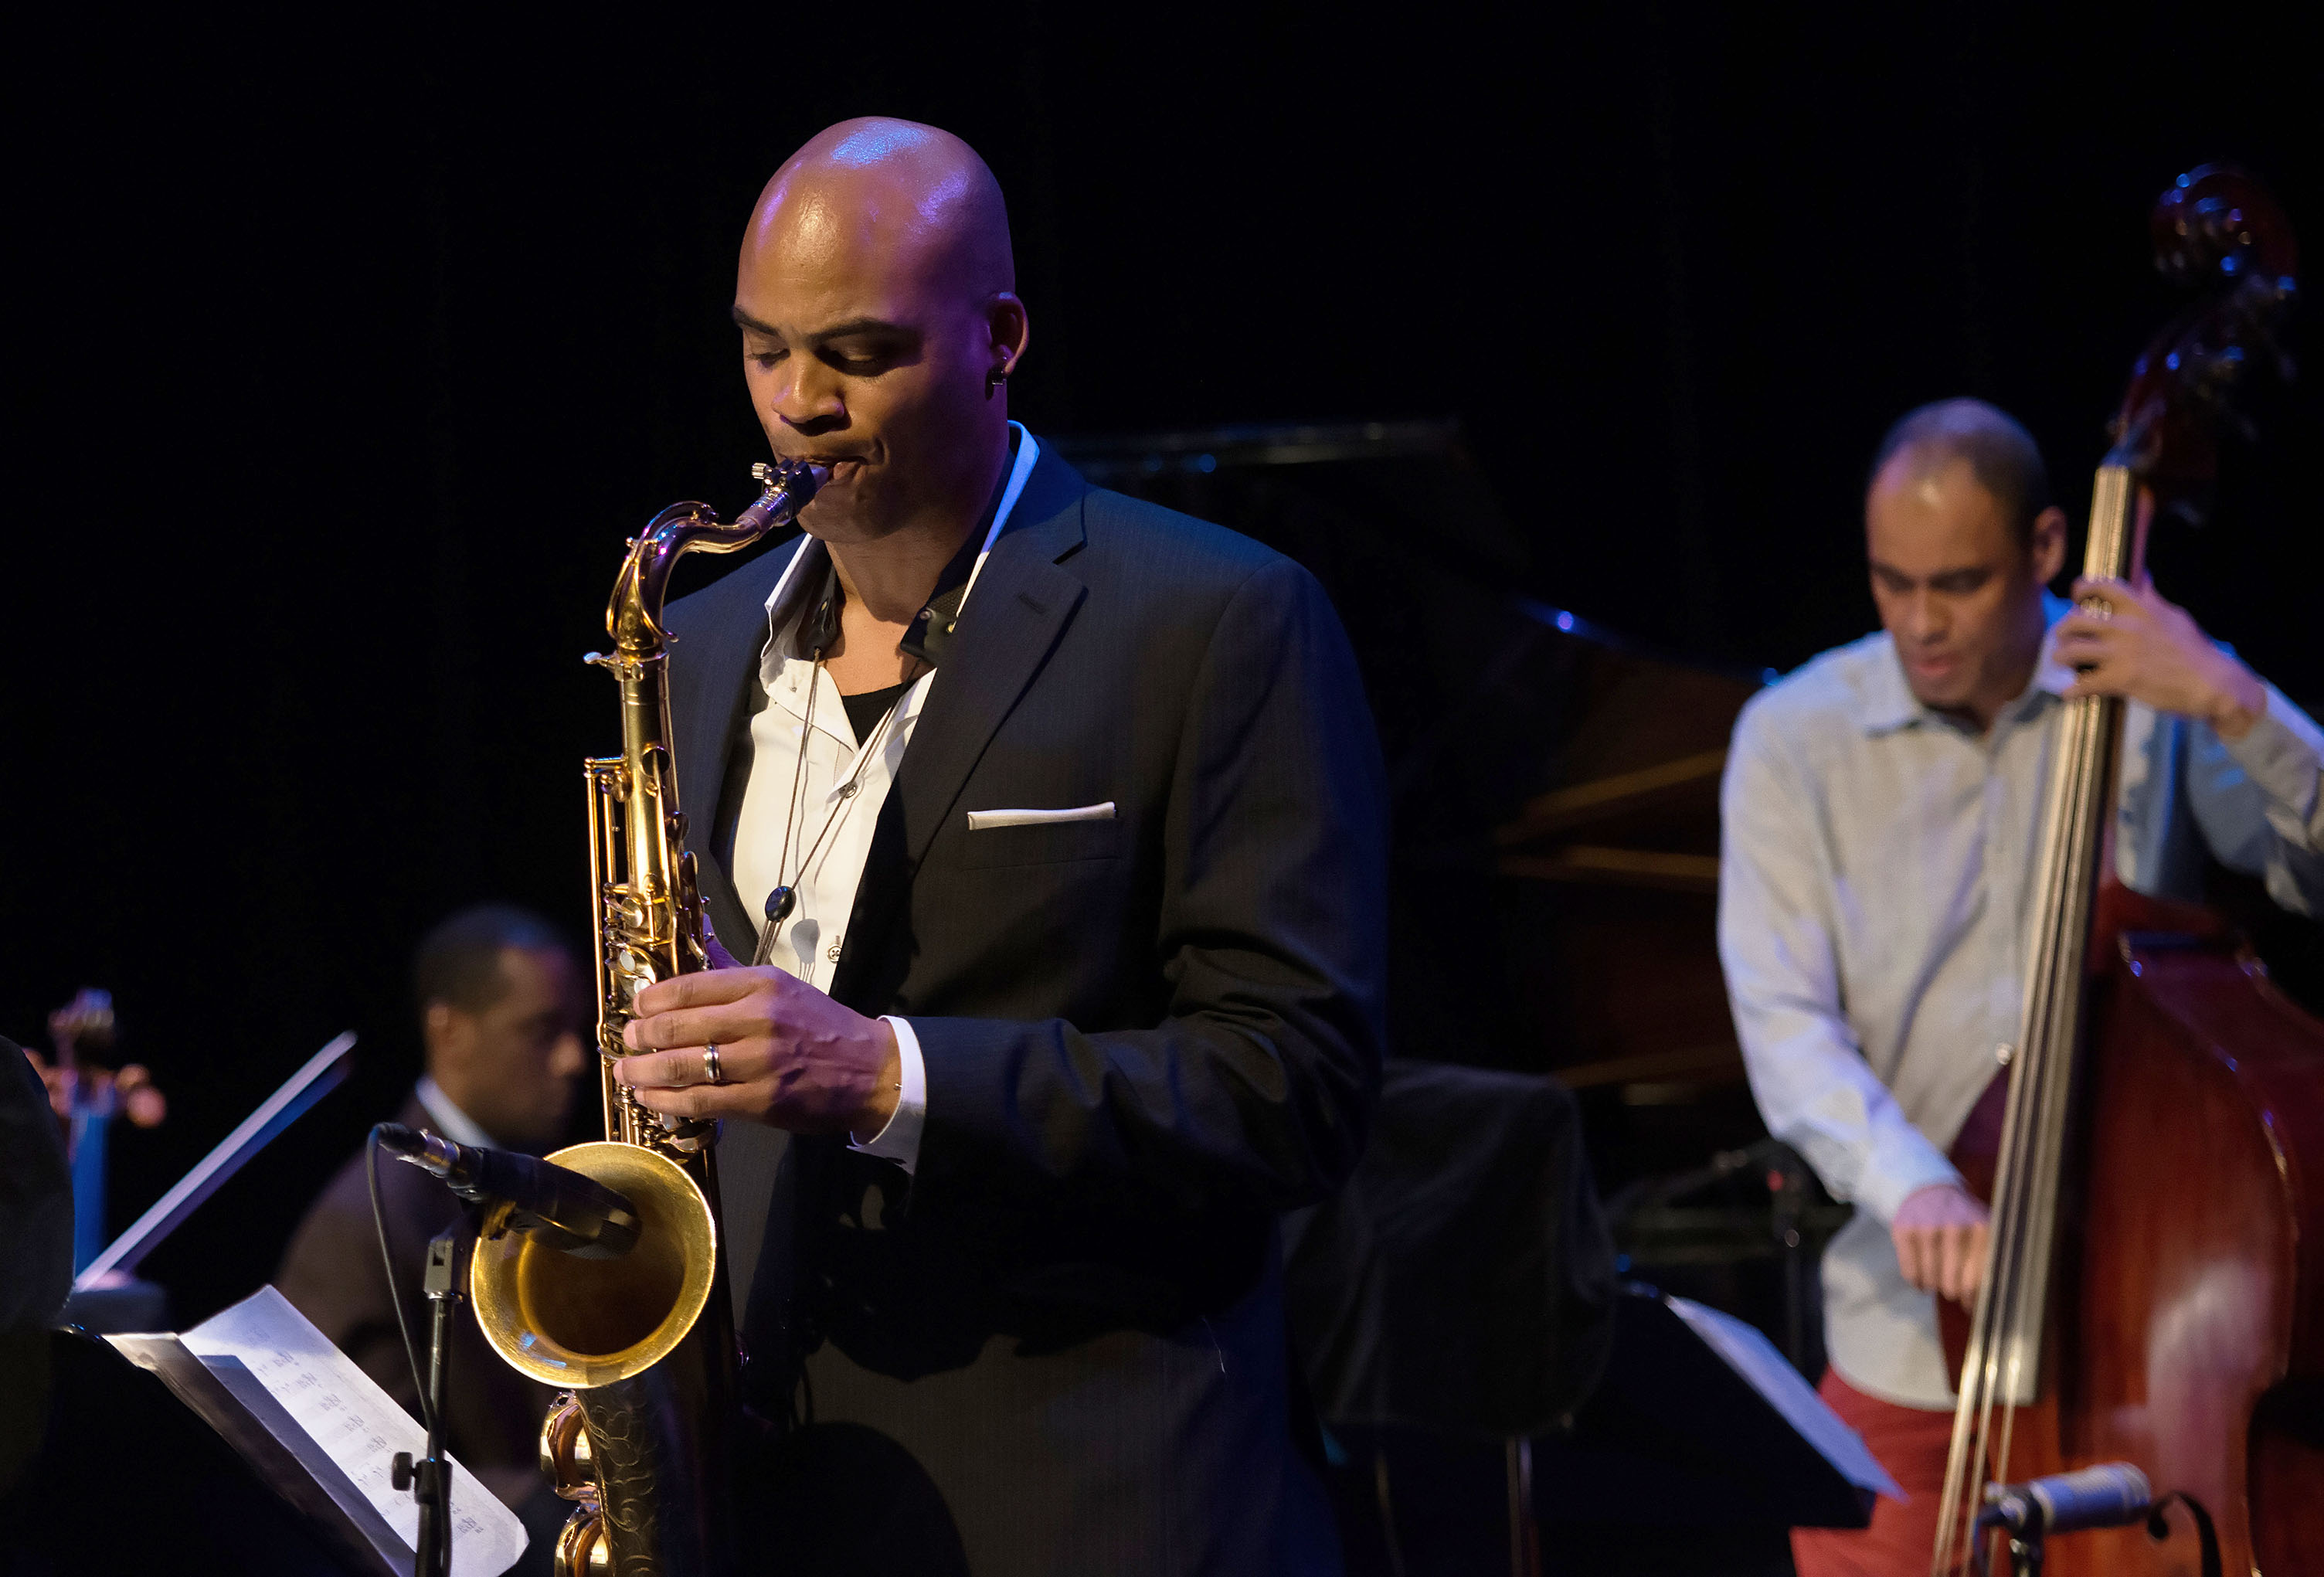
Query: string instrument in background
1932 166 2324 1575
39 988 168 1275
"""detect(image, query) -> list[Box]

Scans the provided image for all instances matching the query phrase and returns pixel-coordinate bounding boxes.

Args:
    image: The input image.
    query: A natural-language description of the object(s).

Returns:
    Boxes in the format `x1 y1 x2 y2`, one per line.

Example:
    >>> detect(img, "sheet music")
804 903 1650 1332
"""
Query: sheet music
177 1285 528 1577
1665 1294 1906 1501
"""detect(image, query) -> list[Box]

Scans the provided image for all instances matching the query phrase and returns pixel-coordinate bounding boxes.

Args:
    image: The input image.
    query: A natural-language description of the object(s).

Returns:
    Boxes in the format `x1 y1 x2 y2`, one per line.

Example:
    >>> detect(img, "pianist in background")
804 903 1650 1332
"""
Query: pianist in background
1717 398 2324 1577
277 903 586 1524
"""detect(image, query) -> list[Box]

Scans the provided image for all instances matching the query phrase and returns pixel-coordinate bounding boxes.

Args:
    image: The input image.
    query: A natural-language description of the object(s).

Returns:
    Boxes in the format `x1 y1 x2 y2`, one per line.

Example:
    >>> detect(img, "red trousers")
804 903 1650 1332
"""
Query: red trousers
1790 1368 1957 1577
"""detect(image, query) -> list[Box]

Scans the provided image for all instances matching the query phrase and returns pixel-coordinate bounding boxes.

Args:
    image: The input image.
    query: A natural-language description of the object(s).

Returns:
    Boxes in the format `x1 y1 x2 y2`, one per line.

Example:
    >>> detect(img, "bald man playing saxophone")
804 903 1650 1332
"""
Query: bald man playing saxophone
608 120 1385 1576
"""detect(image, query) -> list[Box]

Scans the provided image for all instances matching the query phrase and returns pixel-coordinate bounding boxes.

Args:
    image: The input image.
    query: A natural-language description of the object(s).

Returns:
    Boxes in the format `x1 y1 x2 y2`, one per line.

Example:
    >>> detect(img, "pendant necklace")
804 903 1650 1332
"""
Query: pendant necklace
754 646 909 967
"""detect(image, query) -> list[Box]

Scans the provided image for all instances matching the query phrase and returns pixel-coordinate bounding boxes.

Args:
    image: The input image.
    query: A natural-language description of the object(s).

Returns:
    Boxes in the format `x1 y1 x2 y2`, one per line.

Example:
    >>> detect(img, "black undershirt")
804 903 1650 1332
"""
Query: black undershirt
841 681 909 745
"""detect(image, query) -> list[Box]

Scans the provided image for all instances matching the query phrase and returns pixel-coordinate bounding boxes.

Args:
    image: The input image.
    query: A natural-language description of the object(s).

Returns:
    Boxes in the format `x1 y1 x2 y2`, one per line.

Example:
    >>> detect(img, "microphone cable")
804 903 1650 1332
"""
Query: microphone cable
368 1124 432 1429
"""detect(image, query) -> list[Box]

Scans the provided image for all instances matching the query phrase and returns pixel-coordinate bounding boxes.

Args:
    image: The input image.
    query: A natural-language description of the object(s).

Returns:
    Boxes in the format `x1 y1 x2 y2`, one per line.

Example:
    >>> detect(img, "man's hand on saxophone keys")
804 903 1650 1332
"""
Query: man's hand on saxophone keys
611 949 902 1141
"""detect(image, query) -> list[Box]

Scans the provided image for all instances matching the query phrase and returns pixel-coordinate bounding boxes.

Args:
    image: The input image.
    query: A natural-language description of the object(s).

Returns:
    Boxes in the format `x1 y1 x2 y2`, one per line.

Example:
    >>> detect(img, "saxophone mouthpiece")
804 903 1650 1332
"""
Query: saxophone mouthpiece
751 458 832 500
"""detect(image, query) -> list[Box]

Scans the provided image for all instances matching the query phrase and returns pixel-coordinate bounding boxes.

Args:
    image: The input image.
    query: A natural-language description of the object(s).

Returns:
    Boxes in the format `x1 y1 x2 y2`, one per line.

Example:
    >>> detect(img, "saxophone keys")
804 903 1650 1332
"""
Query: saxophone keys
539 1392 596 1499
553 1505 610 1576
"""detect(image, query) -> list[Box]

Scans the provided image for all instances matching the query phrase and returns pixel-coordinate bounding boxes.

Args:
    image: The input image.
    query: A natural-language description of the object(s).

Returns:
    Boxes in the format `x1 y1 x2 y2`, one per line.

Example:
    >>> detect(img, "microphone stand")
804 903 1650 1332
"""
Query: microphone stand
393 1216 471 1577
1969 1487 2224 1577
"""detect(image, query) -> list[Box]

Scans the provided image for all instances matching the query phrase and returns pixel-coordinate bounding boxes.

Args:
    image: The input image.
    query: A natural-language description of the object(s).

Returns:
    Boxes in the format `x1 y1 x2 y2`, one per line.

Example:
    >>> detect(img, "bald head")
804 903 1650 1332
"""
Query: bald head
1864 397 2067 728
732 119 1029 551
749 118 1014 308
1867 398 2052 549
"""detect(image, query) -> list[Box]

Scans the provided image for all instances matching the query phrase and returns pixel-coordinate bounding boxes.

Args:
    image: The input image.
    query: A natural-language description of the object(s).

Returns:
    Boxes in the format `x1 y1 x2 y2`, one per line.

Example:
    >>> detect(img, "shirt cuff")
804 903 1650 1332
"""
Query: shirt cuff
2220 685 2324 834
848 1015 926 1174
1853 1126 1964 1225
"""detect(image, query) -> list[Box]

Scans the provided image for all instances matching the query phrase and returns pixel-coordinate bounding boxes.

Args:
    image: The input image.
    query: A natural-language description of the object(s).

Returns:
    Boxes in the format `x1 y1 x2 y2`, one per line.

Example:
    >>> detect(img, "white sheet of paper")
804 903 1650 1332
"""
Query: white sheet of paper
1666 1293 1908 1501
181 1284 528 1577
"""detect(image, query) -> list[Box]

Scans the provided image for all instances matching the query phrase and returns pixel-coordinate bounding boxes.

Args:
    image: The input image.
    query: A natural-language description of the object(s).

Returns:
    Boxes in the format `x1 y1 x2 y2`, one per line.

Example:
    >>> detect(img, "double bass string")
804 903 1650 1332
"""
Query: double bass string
1937 699 2071 1571
1939 692 2091 1572
1932 471 2137 1574
2000 691 2101 1500
1980 716 2075 1562
1939 741 2038 1565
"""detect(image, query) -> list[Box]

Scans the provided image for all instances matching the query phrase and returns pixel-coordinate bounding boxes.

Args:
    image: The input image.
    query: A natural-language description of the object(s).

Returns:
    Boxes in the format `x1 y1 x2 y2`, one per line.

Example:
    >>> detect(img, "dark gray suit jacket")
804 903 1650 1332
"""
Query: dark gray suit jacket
663 447 1386 1575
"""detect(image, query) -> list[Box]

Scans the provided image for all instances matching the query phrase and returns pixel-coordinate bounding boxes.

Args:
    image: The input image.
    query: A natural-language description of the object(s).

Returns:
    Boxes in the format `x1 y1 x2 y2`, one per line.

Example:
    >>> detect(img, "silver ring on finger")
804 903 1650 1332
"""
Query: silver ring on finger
702 1044 724 1086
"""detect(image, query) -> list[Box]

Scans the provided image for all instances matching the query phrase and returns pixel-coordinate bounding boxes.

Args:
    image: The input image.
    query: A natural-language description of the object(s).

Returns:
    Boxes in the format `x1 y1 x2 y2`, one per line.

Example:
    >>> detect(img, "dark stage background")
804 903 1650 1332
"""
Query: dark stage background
10 2 2322 1331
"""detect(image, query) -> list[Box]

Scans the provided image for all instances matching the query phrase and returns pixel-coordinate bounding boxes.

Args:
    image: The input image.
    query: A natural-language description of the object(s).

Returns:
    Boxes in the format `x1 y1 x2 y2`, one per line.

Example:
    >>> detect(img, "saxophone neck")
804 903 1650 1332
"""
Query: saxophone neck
603 461 828 657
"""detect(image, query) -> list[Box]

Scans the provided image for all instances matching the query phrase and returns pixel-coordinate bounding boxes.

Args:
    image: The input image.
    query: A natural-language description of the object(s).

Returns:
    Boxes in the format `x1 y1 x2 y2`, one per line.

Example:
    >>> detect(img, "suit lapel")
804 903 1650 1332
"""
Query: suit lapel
826 455 1090 1011
893 452 1090 868
696 833 757 964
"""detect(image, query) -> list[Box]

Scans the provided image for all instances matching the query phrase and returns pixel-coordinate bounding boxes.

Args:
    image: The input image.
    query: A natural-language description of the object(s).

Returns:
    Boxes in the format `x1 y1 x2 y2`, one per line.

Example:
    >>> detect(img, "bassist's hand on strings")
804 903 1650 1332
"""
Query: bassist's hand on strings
2054 575 2268 738
610 935 903 1142
1892 1181 1989 1307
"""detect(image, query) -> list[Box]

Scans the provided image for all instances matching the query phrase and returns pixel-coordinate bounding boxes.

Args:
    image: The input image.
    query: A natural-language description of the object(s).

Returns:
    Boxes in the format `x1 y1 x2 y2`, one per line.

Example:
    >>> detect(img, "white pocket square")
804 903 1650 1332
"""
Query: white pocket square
966 802 1117 830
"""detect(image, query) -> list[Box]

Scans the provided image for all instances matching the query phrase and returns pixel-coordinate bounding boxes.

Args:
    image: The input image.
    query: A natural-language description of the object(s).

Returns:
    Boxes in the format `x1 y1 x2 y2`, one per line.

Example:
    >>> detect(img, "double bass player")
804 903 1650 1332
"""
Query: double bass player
1716 396 2324 1575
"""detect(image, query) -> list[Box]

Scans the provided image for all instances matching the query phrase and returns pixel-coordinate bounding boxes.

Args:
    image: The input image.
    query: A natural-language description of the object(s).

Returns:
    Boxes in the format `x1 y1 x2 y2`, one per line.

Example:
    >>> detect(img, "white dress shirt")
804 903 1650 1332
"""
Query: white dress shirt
729 426 1042 1174
414 1074 495 1149
1718 595 2324 1406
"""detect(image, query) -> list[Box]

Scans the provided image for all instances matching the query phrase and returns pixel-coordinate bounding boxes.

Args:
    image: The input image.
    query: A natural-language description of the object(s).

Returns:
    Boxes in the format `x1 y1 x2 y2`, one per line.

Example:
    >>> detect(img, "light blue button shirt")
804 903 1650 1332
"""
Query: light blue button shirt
1718 596 2324 1406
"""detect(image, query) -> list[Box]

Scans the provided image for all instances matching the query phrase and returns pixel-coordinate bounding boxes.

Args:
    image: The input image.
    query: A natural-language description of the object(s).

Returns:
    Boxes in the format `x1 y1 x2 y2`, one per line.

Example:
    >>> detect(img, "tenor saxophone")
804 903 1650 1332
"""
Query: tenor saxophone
468 459 824 1576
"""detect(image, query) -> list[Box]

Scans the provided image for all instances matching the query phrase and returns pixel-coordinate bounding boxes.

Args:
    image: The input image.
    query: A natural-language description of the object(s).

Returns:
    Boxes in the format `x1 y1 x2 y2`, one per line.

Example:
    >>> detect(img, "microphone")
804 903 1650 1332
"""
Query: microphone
1982 1462 2152 1538
375 1123 640 1259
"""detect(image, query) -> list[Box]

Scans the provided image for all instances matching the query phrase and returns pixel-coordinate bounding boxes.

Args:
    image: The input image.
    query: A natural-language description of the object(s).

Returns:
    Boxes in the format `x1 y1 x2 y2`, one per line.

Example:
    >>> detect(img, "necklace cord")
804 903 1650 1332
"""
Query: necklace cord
756 649 916 969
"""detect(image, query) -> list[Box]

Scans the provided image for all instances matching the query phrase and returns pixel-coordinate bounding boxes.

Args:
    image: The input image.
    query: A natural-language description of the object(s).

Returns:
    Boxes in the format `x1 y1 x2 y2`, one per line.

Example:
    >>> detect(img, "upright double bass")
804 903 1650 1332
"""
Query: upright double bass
1933 167 2324 1575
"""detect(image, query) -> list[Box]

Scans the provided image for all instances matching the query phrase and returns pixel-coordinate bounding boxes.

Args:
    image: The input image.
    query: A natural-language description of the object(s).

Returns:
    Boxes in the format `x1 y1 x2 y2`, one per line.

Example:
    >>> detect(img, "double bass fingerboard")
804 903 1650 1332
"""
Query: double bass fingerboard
1932 463 2144 1574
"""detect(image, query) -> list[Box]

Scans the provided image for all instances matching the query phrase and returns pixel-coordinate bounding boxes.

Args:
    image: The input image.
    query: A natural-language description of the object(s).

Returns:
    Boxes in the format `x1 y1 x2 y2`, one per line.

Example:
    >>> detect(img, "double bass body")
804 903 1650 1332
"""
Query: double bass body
1948 902 2324 1573
2075 920 2324 1572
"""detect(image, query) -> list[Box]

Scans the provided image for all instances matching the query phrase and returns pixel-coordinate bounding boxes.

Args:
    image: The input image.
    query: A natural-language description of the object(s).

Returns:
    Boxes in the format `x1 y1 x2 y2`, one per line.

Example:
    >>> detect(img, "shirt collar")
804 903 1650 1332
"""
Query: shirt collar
414 1075 495 1149
1855 590 2075 736
761 423 1041 666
